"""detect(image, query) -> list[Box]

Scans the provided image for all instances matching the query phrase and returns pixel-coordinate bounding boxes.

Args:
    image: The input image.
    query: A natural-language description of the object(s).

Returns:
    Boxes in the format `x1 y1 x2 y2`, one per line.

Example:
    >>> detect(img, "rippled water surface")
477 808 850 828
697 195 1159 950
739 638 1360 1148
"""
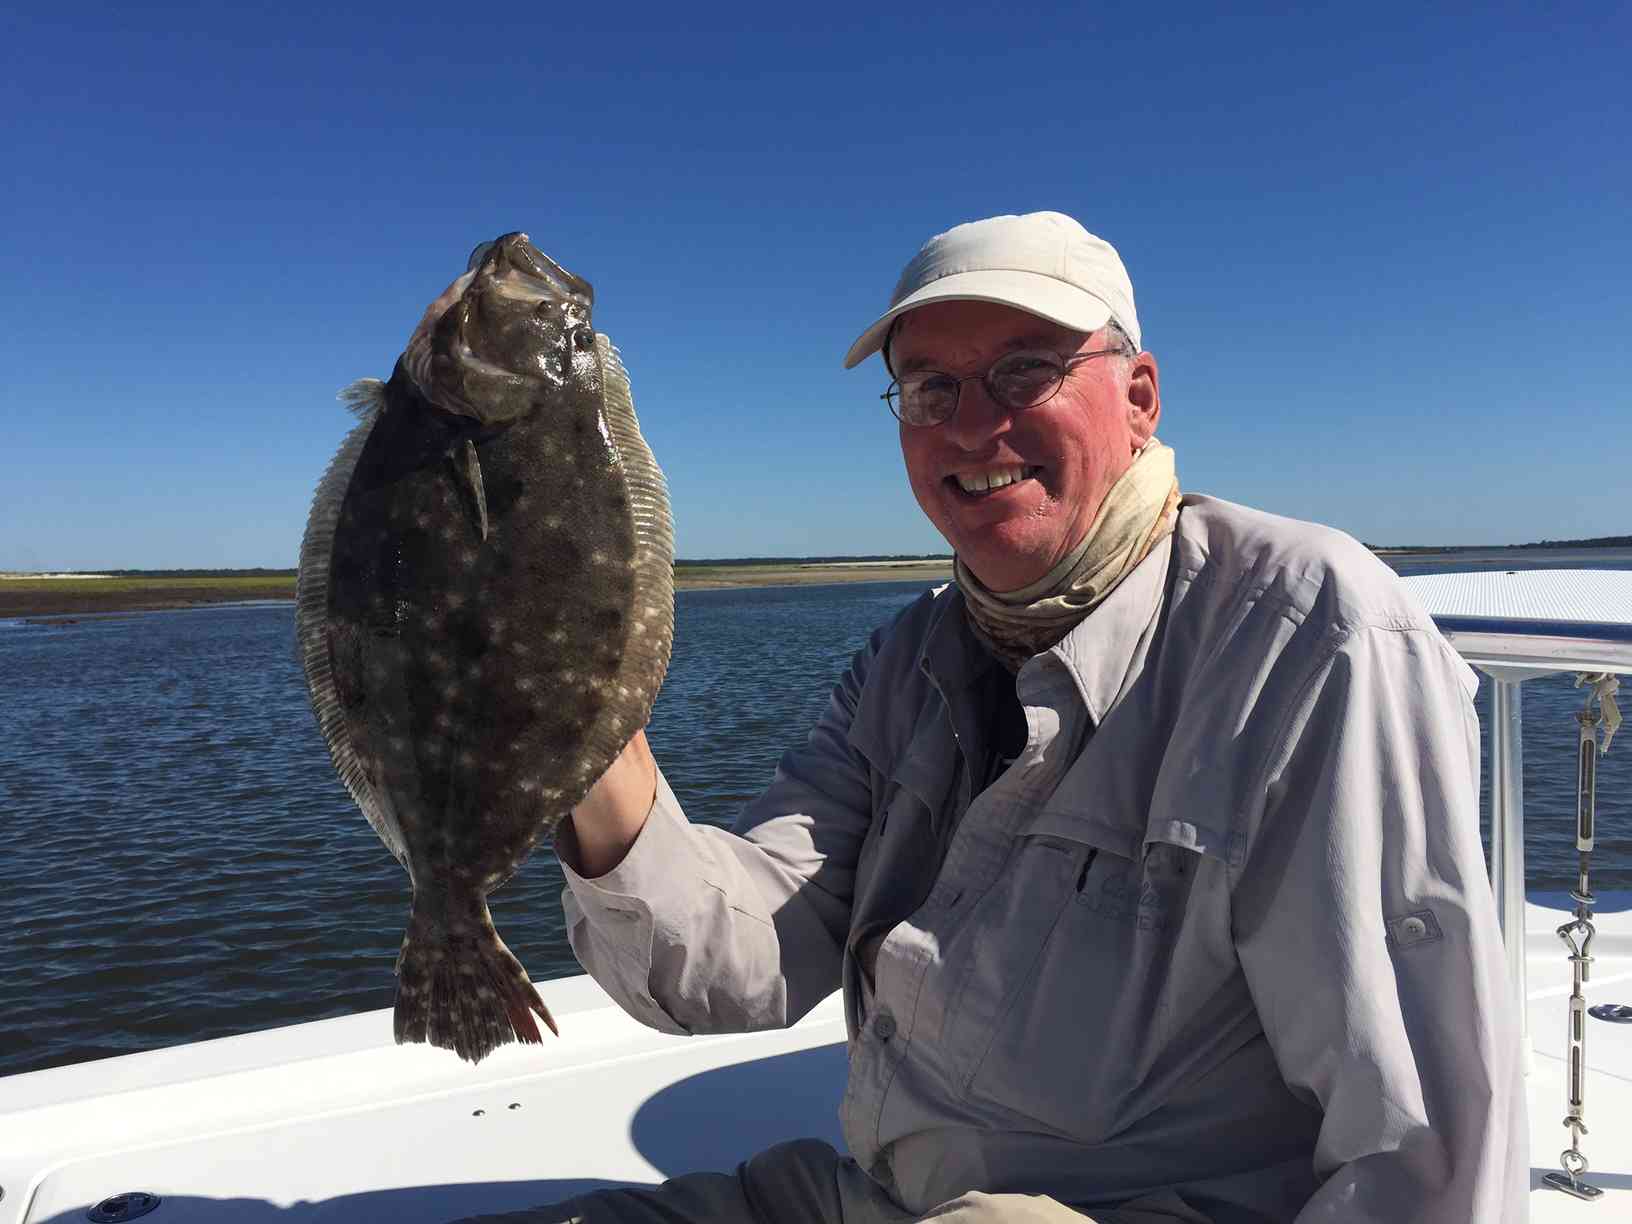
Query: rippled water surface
3 556 1630 1077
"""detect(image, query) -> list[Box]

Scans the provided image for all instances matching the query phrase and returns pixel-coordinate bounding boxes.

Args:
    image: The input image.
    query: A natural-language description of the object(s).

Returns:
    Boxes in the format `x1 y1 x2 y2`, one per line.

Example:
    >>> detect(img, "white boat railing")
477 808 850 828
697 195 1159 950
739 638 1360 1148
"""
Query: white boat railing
1405 569 1632 1051
1405 570 1631 1203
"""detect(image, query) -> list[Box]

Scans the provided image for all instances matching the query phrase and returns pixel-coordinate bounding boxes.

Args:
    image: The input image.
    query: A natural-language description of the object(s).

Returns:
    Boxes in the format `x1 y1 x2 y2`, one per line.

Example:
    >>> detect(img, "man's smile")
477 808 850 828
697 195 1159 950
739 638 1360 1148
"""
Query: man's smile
945 464 1044 501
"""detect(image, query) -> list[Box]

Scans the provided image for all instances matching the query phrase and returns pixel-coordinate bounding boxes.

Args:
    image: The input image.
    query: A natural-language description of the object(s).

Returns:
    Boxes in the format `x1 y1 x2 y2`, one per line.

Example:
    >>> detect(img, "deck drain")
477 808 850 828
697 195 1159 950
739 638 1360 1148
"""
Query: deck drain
1588 1003 1632 1023
88 1192 162 1221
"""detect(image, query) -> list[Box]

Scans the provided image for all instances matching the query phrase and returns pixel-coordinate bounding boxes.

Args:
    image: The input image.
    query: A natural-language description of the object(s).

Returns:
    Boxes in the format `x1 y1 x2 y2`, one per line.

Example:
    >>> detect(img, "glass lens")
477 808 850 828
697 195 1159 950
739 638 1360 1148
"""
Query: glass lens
987 350 1064 409
897 372 959 425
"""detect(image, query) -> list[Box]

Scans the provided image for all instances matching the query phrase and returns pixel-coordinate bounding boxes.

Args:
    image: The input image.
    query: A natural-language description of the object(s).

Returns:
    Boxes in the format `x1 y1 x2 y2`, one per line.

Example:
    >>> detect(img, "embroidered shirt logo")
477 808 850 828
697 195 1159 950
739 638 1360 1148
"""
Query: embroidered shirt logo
1081 860 1170 932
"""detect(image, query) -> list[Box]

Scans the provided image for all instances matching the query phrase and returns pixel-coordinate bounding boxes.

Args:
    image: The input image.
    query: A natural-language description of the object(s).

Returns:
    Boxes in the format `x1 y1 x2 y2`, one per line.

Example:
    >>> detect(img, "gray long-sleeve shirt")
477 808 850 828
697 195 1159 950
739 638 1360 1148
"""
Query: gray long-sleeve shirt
558 495 1527 1222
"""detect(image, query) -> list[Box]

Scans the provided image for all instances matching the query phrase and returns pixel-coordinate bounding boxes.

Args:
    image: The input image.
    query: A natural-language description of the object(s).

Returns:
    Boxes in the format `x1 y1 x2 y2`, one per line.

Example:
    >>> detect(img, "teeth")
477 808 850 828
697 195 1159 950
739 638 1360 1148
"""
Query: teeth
956 466 1029 494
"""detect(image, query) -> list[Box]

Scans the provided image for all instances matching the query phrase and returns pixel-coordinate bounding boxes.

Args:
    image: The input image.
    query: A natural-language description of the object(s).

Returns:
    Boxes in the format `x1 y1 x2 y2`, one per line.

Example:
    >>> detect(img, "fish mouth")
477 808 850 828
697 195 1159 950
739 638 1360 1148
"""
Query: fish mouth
404 233 599 424
470 233 593 312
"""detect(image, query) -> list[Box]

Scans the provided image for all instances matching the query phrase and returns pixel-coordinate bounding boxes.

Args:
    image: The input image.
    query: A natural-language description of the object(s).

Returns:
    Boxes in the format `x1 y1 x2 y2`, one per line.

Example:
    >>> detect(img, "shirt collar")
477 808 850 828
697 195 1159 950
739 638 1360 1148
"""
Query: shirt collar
919 532 1174 726
918 584 998 701
1022 534 1175 726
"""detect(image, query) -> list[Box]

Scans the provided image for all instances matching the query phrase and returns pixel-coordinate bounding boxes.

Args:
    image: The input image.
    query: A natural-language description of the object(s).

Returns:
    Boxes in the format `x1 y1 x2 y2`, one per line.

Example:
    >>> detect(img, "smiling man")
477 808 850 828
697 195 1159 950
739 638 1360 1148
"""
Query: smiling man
465 213 1526 1223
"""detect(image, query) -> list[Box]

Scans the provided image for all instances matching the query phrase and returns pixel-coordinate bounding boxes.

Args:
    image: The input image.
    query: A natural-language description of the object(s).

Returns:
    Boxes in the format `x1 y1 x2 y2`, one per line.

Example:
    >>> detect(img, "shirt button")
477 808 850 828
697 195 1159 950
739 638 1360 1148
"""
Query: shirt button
872 1012 897 1041
1401 916 1428 939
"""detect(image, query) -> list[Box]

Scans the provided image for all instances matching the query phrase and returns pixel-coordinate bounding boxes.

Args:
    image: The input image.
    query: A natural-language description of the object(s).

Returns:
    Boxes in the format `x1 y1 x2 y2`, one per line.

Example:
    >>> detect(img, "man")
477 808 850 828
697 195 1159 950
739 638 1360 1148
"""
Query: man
469 212 1526 1222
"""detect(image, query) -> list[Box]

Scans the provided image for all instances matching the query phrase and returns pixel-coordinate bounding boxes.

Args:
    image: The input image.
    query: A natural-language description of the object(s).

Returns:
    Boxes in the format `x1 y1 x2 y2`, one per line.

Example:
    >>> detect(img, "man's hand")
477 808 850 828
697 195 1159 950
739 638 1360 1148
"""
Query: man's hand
565 729 657 878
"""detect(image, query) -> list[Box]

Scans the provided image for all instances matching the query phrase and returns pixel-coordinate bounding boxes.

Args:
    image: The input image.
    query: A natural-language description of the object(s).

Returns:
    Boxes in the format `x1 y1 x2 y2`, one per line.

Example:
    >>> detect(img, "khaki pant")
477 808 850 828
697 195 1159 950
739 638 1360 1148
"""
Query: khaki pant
452 1138 1210 1223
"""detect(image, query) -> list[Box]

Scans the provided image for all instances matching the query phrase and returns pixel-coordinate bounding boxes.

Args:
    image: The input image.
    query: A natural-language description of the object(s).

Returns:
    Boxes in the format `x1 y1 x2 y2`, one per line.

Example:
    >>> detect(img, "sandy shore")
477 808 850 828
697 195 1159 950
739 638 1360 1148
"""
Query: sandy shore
3 563 953 620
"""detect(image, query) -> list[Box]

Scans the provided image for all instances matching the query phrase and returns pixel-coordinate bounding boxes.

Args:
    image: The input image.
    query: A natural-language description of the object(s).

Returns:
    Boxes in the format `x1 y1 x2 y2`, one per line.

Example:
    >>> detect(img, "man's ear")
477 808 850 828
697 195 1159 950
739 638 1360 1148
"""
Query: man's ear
1127 351 1161 445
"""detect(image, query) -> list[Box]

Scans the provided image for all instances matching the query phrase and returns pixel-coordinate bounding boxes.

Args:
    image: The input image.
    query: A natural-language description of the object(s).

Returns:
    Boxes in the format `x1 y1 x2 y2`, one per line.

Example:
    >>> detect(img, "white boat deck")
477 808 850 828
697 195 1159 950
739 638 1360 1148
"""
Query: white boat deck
0 975 850 1223
3 905 1632 1222
4 567 1629 1222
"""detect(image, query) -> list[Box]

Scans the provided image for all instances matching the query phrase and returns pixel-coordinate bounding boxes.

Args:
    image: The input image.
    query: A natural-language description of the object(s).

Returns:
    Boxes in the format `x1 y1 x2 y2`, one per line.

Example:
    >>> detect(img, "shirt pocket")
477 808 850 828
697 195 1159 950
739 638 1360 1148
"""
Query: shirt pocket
952 819 1210 1143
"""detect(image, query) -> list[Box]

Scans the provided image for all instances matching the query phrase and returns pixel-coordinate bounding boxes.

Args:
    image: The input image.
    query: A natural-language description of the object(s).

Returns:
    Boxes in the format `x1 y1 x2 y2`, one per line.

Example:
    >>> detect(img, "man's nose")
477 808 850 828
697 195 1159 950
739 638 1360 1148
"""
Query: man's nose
939 379 1012 450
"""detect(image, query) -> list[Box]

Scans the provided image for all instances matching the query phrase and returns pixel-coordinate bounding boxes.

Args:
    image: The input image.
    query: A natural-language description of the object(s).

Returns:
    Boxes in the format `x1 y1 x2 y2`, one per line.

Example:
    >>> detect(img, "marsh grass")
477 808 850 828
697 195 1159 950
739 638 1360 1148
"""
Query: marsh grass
4 563 954 619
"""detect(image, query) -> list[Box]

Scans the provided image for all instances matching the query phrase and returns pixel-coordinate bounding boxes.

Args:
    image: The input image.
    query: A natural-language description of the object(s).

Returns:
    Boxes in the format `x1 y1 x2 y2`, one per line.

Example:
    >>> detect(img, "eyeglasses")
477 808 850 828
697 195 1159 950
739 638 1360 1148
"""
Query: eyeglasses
882 345 1130 428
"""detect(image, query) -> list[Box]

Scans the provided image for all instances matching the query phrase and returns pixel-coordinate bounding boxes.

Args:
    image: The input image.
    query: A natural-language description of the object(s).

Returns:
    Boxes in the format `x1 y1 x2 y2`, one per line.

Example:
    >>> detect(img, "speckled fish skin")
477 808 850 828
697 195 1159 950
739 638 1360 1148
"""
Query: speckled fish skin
295 233 674 1064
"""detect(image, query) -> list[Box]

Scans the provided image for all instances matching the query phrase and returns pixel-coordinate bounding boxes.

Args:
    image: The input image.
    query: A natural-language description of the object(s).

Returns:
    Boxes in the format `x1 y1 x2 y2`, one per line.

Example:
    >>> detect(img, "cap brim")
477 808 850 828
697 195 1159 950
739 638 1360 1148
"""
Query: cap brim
842 270 1116 369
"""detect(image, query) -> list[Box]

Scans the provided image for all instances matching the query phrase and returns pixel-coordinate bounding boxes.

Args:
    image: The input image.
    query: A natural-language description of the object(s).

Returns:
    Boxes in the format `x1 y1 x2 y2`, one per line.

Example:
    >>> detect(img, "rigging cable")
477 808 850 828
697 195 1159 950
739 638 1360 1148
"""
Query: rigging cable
1543 672 1620 1202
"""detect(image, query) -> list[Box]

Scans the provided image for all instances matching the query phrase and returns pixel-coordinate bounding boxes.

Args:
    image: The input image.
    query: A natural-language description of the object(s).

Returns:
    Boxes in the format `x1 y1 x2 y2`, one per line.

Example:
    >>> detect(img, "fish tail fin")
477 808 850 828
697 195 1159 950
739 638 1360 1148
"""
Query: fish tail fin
393 893 558 1064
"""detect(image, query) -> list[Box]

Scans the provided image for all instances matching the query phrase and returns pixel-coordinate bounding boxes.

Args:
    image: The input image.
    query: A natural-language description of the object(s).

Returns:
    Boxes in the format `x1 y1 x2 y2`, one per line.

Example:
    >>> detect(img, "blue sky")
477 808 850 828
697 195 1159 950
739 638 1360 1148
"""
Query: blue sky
2 2 1627 569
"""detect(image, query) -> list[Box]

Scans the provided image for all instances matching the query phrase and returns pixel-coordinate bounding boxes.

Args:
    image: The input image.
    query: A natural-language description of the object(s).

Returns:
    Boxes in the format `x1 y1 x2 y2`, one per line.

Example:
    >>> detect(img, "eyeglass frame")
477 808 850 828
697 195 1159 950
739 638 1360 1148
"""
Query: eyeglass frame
880 340 1136 428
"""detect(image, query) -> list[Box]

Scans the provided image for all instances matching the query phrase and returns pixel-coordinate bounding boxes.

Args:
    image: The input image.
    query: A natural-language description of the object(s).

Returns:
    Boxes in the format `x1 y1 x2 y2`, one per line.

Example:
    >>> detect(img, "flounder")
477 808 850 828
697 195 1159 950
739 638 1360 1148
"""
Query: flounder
296 234 673 1063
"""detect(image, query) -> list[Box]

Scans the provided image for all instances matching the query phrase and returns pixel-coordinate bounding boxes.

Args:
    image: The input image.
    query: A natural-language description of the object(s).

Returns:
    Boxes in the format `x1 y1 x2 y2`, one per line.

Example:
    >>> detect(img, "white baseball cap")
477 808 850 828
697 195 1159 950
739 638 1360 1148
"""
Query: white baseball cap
842 211 1141 370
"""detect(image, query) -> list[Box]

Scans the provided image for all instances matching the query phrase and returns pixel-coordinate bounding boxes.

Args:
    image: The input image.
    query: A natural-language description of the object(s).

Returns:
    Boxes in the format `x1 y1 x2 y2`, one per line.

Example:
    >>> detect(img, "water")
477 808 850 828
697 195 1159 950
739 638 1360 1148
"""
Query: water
2 555 1629 1078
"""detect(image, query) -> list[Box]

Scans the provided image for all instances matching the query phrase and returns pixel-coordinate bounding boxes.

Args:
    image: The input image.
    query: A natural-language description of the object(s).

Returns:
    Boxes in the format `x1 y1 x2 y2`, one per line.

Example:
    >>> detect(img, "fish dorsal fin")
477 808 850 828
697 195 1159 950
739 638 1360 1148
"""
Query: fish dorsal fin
594 334 675 729
295 384 408 866
339 378 388 419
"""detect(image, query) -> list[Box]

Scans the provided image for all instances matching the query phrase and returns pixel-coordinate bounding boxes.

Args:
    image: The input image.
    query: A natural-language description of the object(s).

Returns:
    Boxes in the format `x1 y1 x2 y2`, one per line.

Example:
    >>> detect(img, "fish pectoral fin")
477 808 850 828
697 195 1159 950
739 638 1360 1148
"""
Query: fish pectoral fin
450 438 490 541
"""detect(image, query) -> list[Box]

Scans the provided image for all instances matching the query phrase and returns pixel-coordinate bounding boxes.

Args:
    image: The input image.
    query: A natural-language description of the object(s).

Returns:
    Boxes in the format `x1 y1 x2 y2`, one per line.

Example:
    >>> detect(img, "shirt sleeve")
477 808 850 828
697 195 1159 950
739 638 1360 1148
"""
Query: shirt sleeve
1233 623 1528 1223
556 624 882 1035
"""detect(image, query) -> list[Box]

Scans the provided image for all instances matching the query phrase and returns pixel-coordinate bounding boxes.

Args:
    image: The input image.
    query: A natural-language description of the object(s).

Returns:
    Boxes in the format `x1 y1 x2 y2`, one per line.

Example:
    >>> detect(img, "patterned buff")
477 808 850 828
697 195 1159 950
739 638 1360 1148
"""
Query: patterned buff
955 440 1181 671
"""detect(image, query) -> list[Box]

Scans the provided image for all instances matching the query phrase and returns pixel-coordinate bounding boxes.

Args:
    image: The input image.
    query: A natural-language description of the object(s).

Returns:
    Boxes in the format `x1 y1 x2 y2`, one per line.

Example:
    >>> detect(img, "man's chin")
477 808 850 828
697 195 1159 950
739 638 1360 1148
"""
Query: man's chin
954 539 1055 594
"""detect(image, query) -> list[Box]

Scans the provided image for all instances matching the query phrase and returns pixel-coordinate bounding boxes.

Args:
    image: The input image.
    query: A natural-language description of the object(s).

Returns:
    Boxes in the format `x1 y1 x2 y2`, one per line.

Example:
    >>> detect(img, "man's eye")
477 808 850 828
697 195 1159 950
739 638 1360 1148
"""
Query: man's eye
914 374 957 396
998 355 1056 379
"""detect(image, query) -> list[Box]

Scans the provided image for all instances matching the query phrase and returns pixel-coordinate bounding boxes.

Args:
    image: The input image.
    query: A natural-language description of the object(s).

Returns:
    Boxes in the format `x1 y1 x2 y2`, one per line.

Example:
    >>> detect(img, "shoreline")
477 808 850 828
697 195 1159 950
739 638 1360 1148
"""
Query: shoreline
2 563 954 621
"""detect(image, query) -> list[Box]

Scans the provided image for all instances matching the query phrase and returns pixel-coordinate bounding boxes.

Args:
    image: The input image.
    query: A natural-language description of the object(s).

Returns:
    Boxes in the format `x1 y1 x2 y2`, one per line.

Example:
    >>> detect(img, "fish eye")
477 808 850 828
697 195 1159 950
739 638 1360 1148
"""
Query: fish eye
571 326 596 351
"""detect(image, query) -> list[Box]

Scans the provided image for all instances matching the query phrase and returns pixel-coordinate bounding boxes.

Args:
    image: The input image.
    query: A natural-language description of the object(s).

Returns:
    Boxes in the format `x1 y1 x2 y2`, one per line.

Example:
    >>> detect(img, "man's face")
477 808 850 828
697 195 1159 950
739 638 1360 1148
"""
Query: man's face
892 300 1162 592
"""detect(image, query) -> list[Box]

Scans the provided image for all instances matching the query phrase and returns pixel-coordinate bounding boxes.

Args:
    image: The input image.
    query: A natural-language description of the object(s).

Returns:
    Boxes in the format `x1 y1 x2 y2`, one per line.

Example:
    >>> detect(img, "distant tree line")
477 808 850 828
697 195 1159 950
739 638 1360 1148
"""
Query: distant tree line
100 567 298 578
80 557 955 578
1523 535 1632 549
1363 535 1631 553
